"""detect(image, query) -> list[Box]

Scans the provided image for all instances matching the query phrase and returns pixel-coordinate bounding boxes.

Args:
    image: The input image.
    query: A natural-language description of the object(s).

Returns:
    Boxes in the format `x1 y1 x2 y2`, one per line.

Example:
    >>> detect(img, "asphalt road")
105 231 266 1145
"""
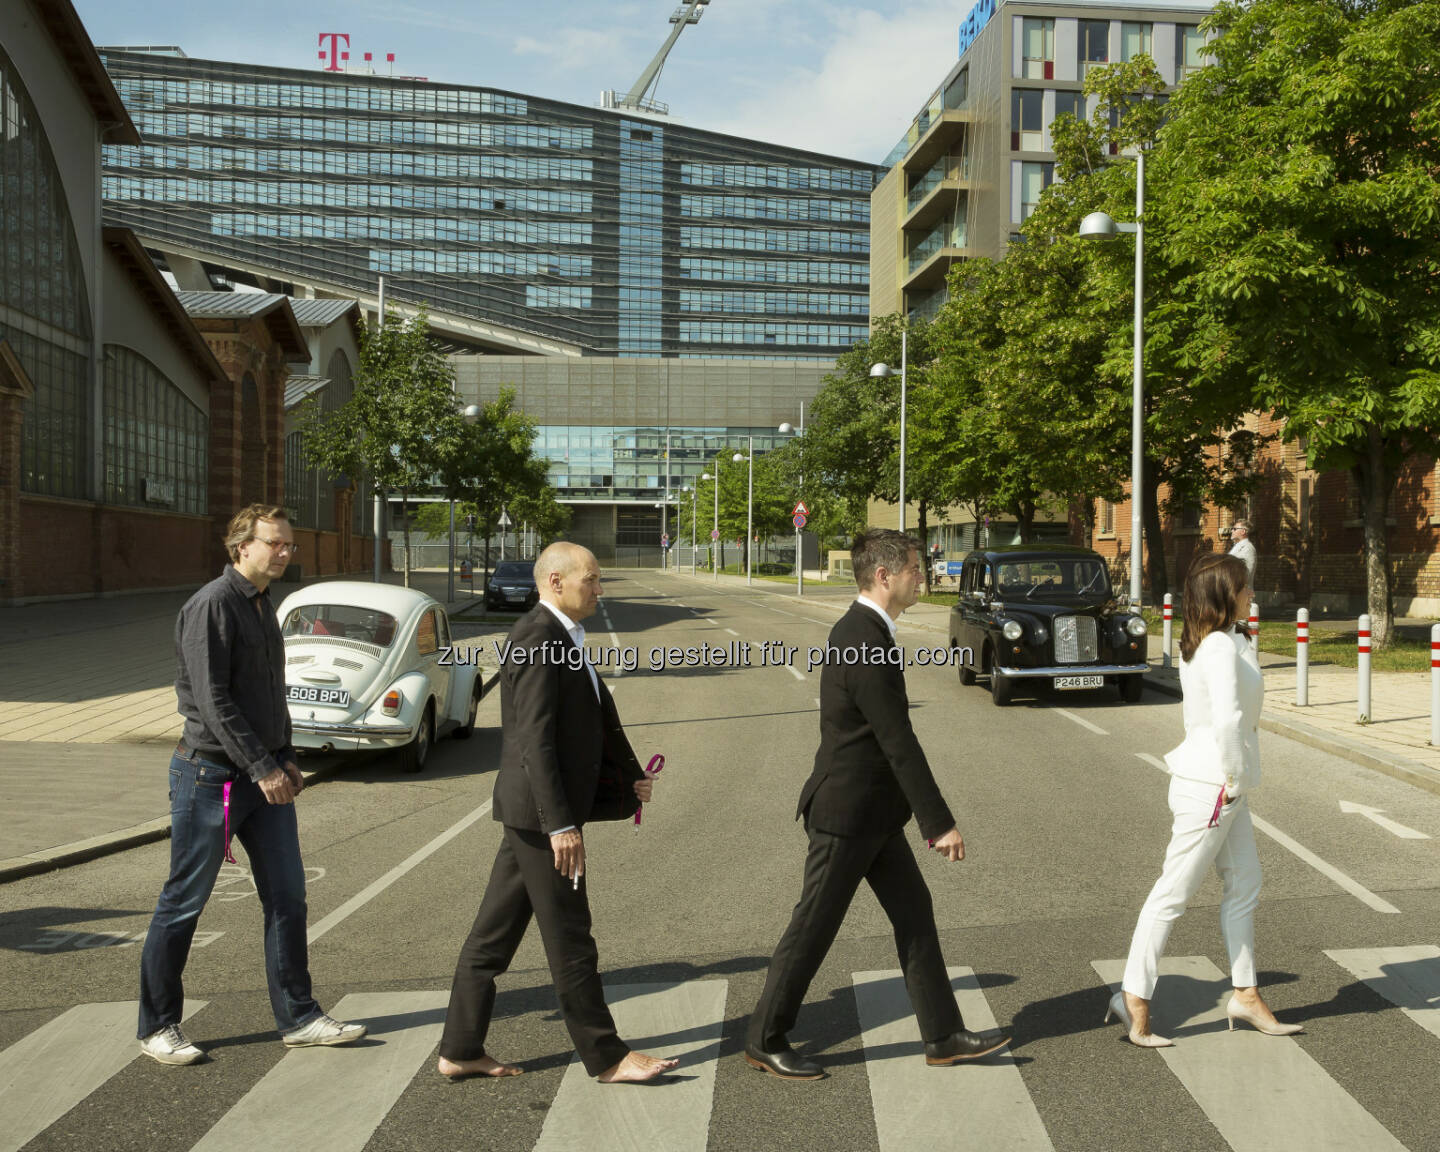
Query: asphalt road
2 571 1438 1152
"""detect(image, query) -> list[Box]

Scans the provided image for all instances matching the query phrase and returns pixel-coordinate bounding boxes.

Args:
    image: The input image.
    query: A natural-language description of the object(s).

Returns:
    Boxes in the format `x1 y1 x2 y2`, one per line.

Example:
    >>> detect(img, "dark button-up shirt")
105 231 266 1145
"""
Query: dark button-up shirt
175 565 293 782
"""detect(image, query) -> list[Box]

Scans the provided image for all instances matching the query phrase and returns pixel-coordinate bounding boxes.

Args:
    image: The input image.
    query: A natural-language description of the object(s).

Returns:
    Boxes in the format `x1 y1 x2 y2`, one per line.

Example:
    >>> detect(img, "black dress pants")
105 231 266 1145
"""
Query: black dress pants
439 825 629 1076
748 823 963 1050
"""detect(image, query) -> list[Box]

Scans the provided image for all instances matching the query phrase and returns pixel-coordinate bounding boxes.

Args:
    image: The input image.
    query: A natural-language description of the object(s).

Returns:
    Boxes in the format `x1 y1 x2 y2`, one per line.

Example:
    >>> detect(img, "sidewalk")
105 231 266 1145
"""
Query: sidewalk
675 570 1440 798
0 569 502 881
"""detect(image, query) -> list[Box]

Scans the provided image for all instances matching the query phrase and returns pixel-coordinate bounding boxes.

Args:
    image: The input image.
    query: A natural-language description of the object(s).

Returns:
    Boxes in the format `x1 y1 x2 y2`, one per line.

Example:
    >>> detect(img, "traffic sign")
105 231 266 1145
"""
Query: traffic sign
793 514 807 529
710 529 720 540
942 560 964 576
792 501 809 516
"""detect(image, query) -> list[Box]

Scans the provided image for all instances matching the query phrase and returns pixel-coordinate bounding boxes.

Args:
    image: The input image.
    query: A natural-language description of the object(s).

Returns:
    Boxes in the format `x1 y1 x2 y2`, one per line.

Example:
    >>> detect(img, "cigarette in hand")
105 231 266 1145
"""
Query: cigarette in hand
572 871 579 891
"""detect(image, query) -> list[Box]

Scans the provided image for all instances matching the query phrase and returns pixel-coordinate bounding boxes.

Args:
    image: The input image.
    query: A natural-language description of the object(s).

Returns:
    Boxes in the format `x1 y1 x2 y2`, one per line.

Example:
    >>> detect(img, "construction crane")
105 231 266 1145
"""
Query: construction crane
602 1 711 117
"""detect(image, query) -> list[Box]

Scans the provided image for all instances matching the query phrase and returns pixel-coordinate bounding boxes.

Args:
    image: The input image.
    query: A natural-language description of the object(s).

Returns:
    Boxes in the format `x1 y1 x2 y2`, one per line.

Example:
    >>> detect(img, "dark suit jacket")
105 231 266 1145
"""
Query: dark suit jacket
491 603 644 832
796 602 955 841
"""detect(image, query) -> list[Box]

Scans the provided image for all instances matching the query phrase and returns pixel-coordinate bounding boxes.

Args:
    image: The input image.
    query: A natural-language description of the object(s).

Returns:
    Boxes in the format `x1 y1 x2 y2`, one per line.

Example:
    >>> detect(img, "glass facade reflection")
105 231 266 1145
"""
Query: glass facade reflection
98 50 879 359
536 425 791 503
1 44 93 500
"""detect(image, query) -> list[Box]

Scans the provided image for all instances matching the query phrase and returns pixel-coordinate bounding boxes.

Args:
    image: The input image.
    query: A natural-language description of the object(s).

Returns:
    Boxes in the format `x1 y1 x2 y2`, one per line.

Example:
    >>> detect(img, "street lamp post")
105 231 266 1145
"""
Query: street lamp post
702 467 719 581
869 328 909 533
1079 149 1145 607
448 403 483 604
733 438 753 586
779 412 804 597
684 485 696 576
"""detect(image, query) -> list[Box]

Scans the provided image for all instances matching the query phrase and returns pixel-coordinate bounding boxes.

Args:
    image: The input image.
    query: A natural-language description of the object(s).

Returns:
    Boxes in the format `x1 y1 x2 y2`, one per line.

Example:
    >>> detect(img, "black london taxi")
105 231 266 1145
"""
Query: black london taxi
947 545 1147 706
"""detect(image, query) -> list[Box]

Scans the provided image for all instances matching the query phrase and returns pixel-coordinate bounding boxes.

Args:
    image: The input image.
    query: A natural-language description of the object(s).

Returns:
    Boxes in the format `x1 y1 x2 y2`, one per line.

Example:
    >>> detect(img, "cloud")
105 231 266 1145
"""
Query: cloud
704 5 964 162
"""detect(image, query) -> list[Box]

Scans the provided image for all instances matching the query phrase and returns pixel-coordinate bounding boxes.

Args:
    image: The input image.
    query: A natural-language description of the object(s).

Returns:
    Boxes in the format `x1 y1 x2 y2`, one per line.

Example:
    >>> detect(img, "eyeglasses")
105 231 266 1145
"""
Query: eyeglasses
255 537 300 557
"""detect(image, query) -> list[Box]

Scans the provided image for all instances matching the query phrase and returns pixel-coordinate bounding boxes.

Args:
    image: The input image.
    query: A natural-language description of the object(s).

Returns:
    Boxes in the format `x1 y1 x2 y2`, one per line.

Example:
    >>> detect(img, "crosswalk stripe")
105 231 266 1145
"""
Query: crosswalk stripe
190 991 447 1152
1092 956 1409 1151
1325 946 1440 1041
0 999 205 1152
532 980 727 1152
853 968 1053 1152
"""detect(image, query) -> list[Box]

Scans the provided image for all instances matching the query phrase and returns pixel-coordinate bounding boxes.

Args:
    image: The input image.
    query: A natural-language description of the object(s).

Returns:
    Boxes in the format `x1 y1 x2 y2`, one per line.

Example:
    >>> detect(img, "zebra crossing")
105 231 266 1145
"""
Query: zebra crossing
2 950 1436 1152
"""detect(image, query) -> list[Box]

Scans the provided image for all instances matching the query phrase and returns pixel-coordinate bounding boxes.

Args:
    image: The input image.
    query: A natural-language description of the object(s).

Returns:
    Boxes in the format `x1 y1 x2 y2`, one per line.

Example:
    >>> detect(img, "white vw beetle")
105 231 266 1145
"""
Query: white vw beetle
277 581 483 772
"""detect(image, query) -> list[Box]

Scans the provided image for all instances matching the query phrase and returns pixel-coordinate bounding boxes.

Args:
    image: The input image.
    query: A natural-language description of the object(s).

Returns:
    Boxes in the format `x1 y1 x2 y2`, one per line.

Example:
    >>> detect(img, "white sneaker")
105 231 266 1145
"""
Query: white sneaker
139 1024 204 1065
282 1012 367 1048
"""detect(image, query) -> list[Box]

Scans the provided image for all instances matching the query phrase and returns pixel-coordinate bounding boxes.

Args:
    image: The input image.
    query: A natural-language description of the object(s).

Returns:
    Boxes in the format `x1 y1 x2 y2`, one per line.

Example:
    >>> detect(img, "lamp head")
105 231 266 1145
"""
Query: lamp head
778 422 794 434
702 472 713 481
869 362 895 379
1079 211 1119 239
732 453 745 463
461 403 482 422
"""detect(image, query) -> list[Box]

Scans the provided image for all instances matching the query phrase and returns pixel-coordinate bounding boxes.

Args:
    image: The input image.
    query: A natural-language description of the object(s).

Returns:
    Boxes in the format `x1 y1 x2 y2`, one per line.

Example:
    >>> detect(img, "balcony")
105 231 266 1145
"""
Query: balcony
903 163 971 233
903 223 971 293
899 110 973 174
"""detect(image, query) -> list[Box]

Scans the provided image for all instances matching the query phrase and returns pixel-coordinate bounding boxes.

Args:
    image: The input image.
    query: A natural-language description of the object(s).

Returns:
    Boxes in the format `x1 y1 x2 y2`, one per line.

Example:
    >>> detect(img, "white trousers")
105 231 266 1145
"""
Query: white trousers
1122 775 1262 1000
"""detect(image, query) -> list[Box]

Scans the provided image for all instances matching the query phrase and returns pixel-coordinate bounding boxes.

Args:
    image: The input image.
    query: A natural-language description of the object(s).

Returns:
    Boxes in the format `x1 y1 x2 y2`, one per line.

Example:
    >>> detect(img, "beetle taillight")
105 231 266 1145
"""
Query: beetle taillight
382 690 402 716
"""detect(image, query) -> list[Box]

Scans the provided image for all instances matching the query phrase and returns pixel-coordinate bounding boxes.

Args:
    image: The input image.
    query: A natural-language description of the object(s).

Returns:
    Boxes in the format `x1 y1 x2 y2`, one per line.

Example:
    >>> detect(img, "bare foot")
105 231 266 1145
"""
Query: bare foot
1123 991 1173 1048
438 1054 522 1079
597 1051 679 1083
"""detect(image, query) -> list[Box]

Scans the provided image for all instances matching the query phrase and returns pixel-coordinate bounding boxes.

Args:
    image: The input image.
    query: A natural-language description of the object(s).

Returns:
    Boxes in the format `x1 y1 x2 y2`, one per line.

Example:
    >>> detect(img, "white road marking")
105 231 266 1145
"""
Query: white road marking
533 981 726 1152
1054 708 1108 736
1092 956 1406 1152
1248 813 1402 915
191 992 448 1152
1325 946 1440 1042
1131 752 1402 914
785 664 805 681
1337 801 1430 840
308 800 493 944
0 1000 205 1152
814 697 822 708
854 968 1052 1152
724 628 739 636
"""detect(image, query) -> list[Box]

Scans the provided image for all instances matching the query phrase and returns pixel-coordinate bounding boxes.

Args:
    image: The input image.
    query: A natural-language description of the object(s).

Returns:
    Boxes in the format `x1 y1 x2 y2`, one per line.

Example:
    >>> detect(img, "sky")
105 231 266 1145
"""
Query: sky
72 0 972 163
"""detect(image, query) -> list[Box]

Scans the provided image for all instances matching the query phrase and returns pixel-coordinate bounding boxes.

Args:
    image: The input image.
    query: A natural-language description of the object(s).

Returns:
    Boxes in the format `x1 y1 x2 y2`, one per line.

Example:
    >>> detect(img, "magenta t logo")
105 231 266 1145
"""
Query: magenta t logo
317 33 350 71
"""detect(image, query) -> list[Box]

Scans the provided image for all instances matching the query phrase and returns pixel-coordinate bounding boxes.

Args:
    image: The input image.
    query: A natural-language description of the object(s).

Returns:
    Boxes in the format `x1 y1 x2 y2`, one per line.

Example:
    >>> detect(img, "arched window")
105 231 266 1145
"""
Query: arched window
103 346 207 515
0 45 93 498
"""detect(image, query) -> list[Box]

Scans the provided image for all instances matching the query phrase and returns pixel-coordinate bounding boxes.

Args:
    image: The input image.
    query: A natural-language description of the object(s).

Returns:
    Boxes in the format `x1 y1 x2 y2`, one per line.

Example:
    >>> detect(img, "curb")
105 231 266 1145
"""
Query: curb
1142 671 1440 799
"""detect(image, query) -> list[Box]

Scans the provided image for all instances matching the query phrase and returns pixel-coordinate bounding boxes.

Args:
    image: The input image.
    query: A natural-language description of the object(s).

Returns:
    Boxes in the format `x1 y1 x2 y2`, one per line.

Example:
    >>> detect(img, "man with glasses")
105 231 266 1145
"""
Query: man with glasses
137 504 365 1064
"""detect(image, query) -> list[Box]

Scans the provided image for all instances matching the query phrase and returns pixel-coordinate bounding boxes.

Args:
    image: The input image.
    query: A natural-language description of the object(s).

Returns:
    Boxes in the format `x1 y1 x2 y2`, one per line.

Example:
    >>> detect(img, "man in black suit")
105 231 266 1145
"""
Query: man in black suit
437 542 678 1084
746 529 1011 1079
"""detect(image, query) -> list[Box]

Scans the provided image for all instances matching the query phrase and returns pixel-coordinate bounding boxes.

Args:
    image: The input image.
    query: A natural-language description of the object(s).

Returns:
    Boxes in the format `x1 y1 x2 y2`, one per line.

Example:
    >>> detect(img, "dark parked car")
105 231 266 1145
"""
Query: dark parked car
484 560 539 611
947 545 1147 706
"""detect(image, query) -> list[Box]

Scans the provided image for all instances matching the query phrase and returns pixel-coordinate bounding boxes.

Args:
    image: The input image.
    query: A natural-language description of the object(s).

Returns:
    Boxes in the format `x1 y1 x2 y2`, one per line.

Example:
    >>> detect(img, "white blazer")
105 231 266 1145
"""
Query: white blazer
1163 628 1264 795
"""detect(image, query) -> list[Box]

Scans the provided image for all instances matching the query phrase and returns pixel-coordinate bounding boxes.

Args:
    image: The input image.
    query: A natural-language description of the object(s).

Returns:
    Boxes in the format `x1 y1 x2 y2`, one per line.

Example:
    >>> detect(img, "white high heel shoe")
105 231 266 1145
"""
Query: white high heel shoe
1104 991 1174 1048
1227 996 1304 1036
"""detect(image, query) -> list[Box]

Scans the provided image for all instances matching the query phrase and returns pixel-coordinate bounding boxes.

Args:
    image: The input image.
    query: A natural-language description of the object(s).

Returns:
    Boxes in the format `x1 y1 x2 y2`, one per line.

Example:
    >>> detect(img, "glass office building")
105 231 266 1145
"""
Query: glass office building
97 49 879 359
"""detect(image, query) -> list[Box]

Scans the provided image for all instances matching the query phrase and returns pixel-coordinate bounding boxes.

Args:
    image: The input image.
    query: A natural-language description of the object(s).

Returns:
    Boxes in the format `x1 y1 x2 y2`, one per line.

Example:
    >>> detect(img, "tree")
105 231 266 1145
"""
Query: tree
297 308 462 586
1158 0 1440 644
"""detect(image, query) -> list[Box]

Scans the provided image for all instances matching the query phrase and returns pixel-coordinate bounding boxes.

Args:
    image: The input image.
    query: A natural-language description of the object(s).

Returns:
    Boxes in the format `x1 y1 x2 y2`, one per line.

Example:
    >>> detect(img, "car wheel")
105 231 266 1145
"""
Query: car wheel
398 703 433 773
1119 674 1144 703
956 642 976 686
453 683 480 739
989 658 1012 707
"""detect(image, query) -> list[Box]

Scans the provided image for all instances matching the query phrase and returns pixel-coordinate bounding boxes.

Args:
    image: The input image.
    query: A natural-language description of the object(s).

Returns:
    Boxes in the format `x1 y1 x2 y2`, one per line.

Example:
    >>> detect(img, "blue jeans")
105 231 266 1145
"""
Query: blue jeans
137 753 320 1038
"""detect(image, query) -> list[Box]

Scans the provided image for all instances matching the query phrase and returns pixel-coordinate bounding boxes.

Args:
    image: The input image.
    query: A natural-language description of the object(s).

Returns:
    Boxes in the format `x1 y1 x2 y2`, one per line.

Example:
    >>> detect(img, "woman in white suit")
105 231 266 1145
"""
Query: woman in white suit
1107 553 1302 1046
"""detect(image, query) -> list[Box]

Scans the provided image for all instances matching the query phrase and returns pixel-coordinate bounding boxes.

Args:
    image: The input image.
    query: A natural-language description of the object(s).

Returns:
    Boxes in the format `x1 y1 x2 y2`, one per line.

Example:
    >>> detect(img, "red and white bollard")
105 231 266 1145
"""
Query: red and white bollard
1430 624 1439 746
1296 608 1309 707
1357 614 1371 724
1248 602 1259 646
1163 593 1173 669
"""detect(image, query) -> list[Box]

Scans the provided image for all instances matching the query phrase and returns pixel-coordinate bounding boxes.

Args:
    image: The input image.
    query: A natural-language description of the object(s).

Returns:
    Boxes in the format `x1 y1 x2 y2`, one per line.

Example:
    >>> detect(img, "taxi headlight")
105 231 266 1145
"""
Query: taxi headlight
1126 616 1148 637
1002 619 1024 641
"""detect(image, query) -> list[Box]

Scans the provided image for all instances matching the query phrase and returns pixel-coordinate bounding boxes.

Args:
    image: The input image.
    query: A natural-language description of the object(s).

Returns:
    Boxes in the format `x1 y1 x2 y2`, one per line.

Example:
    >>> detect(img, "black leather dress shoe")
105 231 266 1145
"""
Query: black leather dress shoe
744 1042 825 1080
924 1029 1012 1066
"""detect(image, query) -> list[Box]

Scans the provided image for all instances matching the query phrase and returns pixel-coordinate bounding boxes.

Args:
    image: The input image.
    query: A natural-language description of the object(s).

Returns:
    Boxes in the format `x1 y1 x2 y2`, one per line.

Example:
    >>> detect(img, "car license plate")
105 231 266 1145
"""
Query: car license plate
1053 675 1104 690
506 592 527 601
287 685 350 707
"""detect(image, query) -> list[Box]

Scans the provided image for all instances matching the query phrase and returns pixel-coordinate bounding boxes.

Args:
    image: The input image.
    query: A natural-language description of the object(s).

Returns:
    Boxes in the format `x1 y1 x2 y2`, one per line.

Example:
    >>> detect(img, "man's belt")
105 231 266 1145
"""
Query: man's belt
174 743 242 771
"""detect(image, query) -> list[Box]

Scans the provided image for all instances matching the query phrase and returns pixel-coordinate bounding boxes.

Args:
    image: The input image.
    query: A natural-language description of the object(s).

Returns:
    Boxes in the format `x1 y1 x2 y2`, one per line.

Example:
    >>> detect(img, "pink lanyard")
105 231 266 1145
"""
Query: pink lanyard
221 781 238 863
634 754 665 830
1207 785 1227 829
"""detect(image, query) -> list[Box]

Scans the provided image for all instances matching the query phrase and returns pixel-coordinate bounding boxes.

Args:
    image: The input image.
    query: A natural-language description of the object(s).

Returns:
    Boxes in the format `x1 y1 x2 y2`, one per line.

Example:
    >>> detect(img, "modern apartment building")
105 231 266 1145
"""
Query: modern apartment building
97 48 880 361
870 0 1213 322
